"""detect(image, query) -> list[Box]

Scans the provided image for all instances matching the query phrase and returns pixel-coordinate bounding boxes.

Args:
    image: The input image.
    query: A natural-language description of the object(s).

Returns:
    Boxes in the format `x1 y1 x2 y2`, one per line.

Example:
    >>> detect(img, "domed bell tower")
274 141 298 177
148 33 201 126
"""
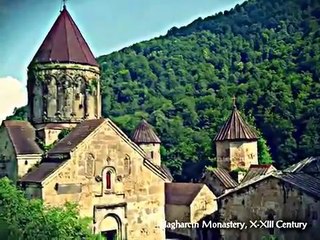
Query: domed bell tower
213 97 259 181
132 120 161 166
27 5 101 144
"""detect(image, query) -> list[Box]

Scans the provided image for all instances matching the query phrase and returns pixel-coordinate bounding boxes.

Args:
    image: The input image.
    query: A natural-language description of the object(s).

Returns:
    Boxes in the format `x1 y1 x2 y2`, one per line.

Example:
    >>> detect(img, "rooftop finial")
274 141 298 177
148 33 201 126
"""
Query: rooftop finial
61 0 67 10
232 96 237 109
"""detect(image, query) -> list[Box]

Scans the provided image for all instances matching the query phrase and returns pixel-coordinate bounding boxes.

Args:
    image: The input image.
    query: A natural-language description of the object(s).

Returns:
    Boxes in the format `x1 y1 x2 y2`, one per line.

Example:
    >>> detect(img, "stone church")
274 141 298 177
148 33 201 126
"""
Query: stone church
1 4 320 240
0 5 216 240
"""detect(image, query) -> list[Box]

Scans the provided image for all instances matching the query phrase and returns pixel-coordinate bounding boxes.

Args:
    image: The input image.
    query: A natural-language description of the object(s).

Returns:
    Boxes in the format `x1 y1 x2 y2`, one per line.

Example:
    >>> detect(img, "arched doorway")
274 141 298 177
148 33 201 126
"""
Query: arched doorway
100 214 121 240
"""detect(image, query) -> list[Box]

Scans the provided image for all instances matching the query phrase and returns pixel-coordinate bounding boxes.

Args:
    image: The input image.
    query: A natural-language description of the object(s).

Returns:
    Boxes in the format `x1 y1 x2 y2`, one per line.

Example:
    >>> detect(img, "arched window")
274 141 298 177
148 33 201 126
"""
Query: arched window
103 167 116 193
106 171 112 190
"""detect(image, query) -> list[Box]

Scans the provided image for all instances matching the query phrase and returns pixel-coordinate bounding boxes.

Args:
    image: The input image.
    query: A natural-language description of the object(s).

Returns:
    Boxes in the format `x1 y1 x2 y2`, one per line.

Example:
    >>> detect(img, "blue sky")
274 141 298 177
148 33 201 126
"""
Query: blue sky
0 0 244 121
0 0 244 81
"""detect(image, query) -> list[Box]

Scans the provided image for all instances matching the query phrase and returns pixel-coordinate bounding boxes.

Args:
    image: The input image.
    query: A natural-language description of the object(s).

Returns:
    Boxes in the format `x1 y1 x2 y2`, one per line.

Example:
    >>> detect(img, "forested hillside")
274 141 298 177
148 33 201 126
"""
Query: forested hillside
97 0 320 180
8 0 320 181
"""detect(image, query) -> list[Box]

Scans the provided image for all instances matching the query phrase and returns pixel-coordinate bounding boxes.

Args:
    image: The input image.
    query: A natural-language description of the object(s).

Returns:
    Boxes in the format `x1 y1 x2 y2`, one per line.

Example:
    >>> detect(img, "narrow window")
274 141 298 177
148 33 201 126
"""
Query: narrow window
106 171 111 190
150 151 154 159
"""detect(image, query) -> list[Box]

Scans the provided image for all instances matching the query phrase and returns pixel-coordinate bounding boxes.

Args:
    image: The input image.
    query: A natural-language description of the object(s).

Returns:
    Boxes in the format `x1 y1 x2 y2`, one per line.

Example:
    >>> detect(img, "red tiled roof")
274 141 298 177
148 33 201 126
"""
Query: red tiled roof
165 182 204 205
29 6 99 67
3 120 42 155
132 120 161 144
214 106 259 141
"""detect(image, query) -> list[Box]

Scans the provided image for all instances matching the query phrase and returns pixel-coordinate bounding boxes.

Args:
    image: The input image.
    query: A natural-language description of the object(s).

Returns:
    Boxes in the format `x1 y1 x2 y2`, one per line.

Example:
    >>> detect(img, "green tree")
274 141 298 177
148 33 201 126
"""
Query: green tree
258 137 273 164
0 178 102 240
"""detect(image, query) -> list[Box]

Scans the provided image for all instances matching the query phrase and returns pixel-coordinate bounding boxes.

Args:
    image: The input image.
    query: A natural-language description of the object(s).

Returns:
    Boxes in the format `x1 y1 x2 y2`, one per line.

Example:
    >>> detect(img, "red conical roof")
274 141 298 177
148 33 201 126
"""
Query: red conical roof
29 6 99 67
214 106 259 142
132 120 161 144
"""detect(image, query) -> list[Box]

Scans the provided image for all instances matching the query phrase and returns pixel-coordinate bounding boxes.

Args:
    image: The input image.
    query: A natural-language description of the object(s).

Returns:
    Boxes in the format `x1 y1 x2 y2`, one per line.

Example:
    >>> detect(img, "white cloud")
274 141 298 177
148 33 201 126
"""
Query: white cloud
0 76 27 124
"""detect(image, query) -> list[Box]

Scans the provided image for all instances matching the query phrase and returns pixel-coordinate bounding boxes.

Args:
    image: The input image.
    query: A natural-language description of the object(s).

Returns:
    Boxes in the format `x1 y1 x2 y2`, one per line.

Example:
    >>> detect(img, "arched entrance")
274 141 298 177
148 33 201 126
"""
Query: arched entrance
100 214 121 240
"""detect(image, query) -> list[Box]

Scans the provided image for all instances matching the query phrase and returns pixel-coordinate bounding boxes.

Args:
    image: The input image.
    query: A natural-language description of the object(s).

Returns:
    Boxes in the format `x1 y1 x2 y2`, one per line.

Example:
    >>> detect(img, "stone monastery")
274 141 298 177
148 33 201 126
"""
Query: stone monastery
1 5 320 240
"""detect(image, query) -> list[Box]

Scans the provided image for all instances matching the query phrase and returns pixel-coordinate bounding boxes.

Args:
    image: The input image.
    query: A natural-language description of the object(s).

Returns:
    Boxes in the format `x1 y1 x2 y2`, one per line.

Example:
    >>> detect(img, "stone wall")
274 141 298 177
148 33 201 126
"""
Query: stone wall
38 120 166 240
17 155 42 179
201 171 227 197
138 143 161 166
190 186 217 223
216 140 258 171
25 183 42 199
216 141 231 170
35 123 77 145
0 127 17 181
27 63 101 126
219 177 320 240
165 205 190 222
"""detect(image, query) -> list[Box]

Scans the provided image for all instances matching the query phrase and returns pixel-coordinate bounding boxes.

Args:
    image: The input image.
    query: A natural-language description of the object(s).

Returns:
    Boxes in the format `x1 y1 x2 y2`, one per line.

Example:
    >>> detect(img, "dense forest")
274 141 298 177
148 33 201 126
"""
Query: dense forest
9 0 320 181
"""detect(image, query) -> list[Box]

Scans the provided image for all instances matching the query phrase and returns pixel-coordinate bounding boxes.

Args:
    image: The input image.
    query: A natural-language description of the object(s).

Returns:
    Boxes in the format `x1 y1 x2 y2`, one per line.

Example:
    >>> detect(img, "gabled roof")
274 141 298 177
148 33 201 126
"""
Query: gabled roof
160 164 174 182
2 120 42 155
47 119 105 155
219 172 320 199
242 164 277 183
165 182 204 205
29 6 99 68
131 120 161 144
42 118 171 182
214 106 259 142
206 167 238 189
284 157 320 174
19 160 67 183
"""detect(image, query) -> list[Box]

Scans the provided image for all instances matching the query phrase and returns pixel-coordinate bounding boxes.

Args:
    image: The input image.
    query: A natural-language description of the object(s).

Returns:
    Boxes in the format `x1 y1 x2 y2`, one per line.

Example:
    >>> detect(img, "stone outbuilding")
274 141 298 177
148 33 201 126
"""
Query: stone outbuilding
0 121 42 181
217 158 320 240
165 182 217 240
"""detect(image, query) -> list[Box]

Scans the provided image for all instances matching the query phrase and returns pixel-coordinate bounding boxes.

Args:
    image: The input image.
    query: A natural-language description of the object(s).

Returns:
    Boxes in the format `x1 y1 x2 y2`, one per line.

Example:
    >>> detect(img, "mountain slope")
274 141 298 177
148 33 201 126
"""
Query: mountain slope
98 0 320 181
9 0 320 181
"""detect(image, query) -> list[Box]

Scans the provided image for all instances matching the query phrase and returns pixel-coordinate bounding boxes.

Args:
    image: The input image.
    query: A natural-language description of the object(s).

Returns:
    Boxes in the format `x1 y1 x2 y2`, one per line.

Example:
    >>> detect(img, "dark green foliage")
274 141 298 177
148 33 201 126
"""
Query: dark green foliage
58 128 72 140
7 0 320 181
258 137 273 164
0 178 102 240
6 106 28 121
98 0 320 180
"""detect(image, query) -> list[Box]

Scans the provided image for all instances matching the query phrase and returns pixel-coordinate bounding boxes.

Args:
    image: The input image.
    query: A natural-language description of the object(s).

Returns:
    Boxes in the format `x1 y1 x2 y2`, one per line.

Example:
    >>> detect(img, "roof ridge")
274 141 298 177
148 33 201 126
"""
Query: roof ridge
214 107 258 141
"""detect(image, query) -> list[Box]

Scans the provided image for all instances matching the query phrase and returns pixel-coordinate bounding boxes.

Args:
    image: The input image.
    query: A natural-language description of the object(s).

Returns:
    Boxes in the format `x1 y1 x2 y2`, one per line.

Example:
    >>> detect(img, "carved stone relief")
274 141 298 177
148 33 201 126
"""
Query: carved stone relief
73 77 85 118
124 155 131 177
32 80 43 119
44 75 57 117
85 153 95 178
63 77 73 118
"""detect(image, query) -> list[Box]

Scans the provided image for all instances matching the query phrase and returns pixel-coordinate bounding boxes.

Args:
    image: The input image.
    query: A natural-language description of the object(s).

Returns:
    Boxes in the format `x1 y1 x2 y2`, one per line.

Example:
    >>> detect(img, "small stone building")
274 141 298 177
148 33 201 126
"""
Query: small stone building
165 183 217 240
217 157 320 240
0 121 42 181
